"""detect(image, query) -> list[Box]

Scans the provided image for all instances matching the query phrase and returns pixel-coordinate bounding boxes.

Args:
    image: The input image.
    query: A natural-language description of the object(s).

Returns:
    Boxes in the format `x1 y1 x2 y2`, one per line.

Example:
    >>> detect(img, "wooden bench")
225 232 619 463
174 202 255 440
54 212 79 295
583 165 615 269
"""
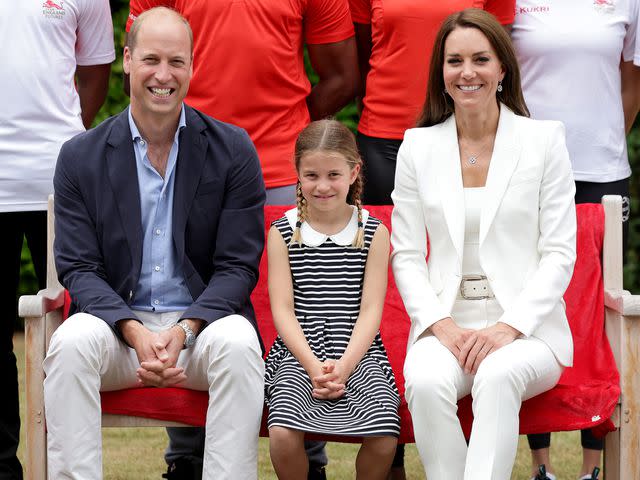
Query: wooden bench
19 196 639 479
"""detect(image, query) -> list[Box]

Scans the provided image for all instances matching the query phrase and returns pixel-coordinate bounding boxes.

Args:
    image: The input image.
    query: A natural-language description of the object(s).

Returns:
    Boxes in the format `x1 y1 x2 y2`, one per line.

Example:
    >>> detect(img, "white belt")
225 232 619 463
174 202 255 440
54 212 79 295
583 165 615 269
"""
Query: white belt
459 275 495 300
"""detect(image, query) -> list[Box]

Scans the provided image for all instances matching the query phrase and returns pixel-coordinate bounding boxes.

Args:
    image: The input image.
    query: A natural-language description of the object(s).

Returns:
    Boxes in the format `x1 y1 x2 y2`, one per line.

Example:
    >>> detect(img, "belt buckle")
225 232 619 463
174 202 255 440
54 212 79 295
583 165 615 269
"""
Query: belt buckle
460 275 491 300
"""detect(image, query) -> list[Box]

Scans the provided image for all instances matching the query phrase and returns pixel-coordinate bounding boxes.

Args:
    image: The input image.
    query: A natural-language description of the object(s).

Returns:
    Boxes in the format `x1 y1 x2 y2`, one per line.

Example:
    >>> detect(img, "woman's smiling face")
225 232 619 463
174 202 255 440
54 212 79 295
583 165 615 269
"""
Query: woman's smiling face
442 26 505 115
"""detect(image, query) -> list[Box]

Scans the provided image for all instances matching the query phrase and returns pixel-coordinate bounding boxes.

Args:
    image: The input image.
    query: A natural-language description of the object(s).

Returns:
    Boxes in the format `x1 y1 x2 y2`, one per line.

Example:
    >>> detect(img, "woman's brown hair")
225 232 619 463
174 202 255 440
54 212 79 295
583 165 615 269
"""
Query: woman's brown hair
416 8 529 127
290 119 365 249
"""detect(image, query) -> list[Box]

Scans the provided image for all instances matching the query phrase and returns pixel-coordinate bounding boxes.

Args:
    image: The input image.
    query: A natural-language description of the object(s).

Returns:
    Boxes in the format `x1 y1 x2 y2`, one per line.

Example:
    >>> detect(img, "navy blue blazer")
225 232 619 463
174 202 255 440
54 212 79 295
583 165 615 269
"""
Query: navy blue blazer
53 105 266 346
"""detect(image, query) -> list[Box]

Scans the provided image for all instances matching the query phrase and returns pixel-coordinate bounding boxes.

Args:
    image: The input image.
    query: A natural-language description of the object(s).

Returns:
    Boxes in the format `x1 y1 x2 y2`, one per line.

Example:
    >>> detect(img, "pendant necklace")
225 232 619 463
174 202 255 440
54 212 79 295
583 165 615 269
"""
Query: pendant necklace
462 137 494 166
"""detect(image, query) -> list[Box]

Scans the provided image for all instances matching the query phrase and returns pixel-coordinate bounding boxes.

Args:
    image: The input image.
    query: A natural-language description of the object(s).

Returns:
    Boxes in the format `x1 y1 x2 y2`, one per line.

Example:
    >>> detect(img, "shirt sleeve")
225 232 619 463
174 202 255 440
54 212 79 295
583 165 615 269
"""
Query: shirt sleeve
623 0 639 63
484 0 515 25
305 0 355 45
76 0 116 65
349 0 371 24
126 0 176 31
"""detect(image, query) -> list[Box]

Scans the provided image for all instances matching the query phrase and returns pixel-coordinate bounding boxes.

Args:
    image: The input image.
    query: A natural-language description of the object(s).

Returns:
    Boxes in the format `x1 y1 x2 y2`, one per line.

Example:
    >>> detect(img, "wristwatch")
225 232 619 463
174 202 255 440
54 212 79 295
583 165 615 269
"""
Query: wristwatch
173 321 196 348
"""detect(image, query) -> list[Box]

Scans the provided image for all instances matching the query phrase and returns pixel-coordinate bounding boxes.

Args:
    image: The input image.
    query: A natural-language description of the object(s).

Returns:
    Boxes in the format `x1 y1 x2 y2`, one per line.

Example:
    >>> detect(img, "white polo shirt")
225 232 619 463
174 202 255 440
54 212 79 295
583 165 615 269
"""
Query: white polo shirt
0 1 115 212
512 0 638 182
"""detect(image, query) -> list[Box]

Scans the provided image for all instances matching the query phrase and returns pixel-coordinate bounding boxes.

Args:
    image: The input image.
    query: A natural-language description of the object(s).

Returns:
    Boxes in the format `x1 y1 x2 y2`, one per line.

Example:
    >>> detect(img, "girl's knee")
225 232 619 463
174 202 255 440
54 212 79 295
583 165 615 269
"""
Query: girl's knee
268 426 304 450
362 435 398 457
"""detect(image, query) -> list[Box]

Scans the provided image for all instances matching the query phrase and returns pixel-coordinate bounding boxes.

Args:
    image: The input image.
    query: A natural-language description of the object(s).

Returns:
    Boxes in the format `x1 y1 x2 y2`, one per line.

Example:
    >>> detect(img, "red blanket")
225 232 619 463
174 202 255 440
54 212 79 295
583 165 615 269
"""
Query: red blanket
99 204 619 442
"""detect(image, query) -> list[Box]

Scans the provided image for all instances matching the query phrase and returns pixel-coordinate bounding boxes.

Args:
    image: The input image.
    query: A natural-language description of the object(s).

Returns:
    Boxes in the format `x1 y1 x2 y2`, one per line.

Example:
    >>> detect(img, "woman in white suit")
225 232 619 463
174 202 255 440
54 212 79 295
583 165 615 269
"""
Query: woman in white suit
391 9 577 480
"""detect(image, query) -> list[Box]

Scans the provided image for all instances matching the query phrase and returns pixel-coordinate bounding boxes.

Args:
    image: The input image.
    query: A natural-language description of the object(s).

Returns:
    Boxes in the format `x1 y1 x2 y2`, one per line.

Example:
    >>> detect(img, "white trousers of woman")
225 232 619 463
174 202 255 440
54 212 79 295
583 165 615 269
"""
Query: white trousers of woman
404 300 563 480
43 311 265 480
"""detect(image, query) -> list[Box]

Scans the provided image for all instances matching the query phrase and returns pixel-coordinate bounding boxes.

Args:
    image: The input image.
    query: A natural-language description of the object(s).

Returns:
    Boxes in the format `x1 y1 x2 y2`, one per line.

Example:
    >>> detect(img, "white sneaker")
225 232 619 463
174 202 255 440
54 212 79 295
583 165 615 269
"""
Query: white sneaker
578 468 601 480
530 472 556 480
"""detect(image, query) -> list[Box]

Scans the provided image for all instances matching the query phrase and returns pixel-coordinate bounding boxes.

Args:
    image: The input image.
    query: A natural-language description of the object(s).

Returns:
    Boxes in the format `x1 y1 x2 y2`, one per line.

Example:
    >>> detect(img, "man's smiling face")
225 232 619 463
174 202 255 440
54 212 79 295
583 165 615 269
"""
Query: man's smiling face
124 11 193 123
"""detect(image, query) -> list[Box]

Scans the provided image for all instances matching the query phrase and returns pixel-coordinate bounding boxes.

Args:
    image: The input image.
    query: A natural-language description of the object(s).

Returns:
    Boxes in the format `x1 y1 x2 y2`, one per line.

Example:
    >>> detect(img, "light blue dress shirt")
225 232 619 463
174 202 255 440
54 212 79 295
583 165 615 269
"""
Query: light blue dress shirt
128 106 193 312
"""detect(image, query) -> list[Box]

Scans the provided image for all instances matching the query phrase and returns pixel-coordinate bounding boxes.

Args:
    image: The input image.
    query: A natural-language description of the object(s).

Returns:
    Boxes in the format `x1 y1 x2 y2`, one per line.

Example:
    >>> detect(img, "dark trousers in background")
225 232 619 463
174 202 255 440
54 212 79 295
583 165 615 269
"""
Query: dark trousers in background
165 429 328 471
357 133 402 206
527 177 630 452
0 211 47 479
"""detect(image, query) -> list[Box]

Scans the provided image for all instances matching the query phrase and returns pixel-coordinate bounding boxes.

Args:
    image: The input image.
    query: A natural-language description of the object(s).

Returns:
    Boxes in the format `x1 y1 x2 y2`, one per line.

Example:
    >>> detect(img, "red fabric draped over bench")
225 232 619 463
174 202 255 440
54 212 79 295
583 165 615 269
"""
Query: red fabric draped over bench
96 204 619 443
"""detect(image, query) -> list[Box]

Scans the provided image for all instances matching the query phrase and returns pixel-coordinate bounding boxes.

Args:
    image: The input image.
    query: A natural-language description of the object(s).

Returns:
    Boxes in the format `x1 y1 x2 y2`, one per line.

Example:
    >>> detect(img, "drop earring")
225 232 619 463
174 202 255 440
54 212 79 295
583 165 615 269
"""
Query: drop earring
497 81 503 93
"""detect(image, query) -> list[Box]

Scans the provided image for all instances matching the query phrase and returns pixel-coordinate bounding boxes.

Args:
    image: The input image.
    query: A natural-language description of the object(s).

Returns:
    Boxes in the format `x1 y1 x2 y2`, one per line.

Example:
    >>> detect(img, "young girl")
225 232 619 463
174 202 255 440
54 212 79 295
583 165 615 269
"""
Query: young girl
264 119 400 479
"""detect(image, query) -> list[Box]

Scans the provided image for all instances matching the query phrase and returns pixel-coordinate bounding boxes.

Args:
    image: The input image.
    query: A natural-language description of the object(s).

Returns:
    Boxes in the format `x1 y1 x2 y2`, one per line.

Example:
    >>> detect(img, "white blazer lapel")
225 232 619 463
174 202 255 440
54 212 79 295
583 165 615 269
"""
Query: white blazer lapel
437 115 465 263
480 105 521 246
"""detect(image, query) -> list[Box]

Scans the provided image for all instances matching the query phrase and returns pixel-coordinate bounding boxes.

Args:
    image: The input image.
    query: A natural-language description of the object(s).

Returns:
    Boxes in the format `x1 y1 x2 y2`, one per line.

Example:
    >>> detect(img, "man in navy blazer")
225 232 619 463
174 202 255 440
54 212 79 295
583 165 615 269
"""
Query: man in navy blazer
42 7 266 479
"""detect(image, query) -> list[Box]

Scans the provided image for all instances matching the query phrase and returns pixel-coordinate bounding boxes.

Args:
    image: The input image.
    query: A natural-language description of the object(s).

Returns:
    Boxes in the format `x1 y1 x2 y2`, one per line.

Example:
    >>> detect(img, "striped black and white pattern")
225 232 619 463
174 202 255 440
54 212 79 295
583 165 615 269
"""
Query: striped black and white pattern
264 214 400 437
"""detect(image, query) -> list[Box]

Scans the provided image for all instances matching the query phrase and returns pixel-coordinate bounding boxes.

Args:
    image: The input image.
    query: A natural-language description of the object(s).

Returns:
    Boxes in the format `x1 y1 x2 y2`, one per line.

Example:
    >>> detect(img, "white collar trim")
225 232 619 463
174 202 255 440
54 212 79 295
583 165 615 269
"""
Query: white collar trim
284 206 369 247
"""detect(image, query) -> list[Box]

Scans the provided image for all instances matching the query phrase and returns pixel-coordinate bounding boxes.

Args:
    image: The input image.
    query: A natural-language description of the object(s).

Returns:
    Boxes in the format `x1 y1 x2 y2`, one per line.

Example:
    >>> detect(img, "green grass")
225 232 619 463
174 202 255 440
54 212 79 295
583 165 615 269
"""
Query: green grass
14 333 586 479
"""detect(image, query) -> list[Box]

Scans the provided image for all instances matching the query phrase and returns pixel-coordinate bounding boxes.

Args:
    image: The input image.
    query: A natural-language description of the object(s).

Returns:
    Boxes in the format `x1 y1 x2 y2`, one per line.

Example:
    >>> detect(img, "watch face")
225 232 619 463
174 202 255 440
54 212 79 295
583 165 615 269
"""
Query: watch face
177 322 196 348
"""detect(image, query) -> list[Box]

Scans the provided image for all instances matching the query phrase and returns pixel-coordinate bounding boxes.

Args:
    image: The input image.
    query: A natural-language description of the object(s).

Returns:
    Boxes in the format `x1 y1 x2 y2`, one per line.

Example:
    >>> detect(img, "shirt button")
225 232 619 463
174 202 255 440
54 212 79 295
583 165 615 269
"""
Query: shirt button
154 265 161 272
153 299 160 305
139 140 145 146
155 229 162 235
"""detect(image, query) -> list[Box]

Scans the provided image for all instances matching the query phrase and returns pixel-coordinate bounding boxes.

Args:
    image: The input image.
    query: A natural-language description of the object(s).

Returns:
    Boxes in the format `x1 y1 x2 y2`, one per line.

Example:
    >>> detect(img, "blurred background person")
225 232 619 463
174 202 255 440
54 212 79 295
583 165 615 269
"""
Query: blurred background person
511 1 640 478
0 2 113 478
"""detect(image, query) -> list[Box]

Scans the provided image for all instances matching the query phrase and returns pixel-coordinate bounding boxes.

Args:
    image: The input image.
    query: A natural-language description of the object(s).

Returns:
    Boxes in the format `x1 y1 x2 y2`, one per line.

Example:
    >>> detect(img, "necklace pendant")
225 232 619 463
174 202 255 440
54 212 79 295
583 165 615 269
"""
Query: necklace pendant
467 155 477 165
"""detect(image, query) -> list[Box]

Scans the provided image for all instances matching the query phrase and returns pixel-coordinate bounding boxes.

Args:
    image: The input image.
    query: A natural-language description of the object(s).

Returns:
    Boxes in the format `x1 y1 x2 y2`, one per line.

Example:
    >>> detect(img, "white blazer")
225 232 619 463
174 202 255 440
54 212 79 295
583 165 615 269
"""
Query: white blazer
391 105 576 367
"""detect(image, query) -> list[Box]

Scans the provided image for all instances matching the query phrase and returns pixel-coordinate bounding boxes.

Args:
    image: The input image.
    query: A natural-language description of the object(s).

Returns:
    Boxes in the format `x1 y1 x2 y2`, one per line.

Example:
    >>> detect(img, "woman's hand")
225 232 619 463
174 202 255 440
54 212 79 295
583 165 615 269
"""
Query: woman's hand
310 359 347 400
430 317 474 358
458 322 522 374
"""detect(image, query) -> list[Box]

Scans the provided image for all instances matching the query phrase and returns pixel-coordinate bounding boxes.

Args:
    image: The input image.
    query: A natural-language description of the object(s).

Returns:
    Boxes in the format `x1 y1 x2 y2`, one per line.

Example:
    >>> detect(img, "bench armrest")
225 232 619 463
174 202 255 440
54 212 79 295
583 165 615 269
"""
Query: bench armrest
18 287 65 319
604 289 640 317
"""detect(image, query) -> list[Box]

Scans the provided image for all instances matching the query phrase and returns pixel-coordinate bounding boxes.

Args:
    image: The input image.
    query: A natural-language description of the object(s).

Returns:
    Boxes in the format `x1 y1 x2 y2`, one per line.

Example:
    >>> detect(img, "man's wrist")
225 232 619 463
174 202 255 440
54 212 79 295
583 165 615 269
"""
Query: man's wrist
172 320 198 348
117 318 144 347
181 318 203 332
170 323 187 345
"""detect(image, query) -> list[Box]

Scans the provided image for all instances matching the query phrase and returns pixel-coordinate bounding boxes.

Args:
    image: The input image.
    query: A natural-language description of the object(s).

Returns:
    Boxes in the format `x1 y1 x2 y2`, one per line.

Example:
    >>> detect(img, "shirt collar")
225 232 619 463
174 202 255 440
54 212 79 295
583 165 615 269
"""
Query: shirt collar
284 206 369 247
127 105 186 143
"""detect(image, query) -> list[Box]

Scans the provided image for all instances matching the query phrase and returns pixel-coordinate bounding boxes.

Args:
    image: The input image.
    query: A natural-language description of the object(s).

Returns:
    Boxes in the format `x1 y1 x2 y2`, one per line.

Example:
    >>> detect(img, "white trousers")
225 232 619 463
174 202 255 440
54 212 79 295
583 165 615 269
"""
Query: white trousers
43 311 265 480
404 299 563 480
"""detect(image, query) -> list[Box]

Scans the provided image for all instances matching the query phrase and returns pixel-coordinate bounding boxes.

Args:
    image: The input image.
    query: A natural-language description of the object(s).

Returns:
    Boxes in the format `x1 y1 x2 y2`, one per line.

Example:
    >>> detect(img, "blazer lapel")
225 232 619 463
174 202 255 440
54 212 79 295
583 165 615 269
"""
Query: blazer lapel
479 105 521 246
172 107 208 258
106 109 143 273
437 115 465 263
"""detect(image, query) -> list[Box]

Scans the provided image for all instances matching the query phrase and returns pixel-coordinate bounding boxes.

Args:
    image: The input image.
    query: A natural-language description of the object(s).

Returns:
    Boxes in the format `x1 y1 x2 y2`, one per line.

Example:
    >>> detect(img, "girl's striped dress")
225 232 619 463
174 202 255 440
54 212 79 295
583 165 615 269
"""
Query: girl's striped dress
264 207 400 437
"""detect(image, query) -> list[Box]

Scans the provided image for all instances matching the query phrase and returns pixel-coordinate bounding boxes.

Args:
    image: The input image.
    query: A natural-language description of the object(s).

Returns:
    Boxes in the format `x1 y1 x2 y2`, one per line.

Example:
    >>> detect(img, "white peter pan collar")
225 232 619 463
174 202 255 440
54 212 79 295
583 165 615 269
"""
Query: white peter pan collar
284 206 370 247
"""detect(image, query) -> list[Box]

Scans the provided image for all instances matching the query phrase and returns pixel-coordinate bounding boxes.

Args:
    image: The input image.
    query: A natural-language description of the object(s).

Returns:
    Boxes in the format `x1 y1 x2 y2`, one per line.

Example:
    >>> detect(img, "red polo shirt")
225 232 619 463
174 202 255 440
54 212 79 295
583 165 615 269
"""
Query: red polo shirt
350 0 515 139
128 0 354 188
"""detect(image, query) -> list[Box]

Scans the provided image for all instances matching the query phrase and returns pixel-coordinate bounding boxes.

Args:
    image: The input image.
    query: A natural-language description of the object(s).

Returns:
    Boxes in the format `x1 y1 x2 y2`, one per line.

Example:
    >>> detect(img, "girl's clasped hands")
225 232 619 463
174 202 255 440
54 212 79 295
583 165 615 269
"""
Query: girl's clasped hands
309 359 348 400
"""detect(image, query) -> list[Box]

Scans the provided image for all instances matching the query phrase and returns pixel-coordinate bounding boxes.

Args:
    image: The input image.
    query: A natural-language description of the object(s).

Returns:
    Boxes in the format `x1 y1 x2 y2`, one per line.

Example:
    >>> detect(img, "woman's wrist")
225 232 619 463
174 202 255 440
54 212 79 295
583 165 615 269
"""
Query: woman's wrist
496 321 522 339
430 316 455 337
